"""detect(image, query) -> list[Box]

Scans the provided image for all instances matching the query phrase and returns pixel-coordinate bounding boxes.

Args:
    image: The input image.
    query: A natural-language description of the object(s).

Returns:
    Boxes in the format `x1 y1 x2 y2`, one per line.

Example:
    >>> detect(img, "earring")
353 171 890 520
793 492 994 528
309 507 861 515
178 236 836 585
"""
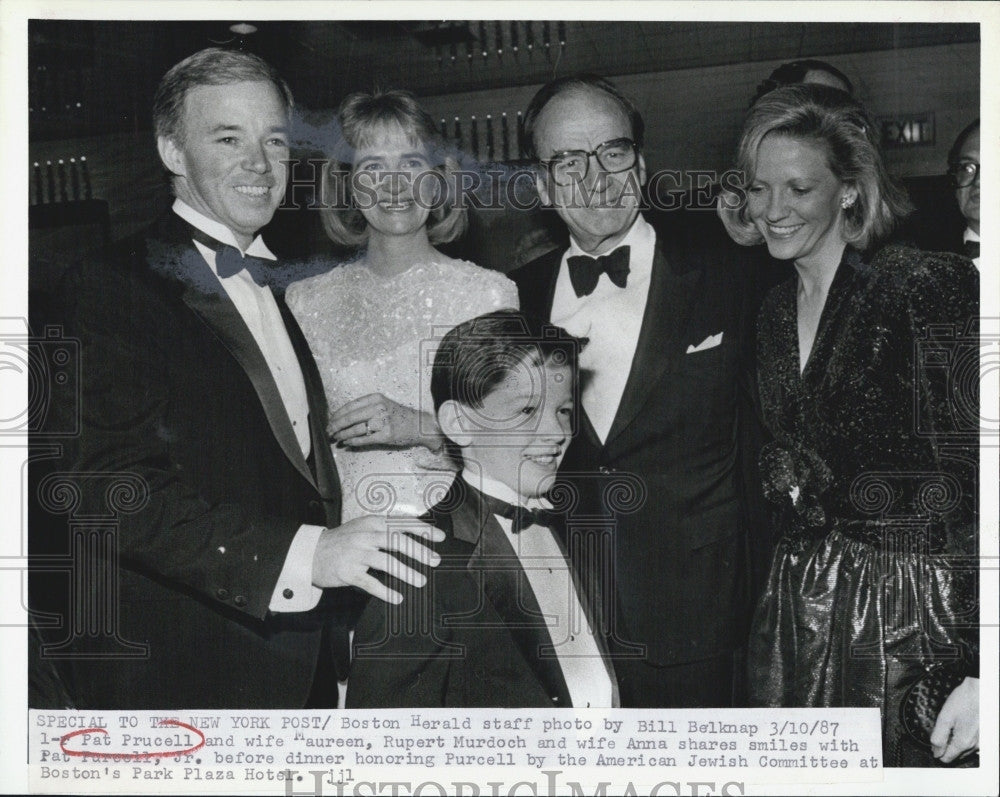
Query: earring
841 196 856 210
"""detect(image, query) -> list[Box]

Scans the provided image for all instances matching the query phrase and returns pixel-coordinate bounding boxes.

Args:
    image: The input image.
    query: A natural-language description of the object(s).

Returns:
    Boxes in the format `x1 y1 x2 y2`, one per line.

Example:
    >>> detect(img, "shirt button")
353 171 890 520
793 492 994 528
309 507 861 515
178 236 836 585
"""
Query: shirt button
283 588 294 599
216 588 229 600
234 595 247 607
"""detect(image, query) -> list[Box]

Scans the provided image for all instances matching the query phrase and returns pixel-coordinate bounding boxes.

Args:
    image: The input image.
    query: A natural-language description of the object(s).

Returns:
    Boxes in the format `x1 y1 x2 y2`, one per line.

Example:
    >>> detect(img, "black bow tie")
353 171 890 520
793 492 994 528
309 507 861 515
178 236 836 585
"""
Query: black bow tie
184 223 274 286
479 491 556 534
963 239 979 260
567 245 630 297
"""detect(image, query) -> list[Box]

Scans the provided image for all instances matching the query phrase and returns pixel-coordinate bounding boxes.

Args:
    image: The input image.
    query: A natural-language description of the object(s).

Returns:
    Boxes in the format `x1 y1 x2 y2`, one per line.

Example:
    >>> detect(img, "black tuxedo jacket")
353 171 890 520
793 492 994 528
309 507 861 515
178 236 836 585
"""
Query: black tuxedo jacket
510 211 760 667
346 479 616 708
49 211 353 708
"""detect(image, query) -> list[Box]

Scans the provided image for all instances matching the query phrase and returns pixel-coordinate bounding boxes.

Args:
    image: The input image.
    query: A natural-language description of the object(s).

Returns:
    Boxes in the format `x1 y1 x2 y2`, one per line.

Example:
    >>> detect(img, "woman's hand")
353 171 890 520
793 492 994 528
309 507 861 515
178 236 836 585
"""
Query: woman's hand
930 676 979 763
329 392 442 450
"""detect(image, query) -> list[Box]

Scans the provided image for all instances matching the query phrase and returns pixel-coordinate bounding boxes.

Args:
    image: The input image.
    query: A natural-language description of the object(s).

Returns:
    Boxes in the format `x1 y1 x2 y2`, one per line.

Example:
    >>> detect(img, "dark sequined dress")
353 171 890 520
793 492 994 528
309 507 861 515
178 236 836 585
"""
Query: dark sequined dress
748 244 979 767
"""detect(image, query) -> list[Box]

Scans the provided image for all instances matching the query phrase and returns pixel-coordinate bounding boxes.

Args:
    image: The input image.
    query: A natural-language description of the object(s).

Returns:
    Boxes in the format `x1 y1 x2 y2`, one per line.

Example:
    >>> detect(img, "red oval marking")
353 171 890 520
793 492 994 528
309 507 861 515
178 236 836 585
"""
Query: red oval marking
60 719 206 762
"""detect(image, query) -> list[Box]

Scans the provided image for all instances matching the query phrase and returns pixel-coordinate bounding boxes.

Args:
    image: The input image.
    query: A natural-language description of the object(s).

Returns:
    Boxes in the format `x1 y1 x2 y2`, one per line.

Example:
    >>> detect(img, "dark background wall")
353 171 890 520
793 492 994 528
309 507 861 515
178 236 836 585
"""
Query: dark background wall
27 21 980 262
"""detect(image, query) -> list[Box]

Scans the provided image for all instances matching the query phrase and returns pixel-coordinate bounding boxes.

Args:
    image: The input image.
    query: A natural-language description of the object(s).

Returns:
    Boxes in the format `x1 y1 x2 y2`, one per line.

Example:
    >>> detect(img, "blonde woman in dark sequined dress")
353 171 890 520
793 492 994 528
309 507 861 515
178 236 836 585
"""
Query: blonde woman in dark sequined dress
720 84 979 767
288 91 517 522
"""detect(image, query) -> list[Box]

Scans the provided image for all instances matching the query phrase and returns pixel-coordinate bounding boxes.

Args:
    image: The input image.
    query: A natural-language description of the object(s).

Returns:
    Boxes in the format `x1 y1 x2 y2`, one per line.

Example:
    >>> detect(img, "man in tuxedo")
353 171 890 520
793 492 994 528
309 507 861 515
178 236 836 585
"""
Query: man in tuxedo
509 74 756 707
44 48 440 708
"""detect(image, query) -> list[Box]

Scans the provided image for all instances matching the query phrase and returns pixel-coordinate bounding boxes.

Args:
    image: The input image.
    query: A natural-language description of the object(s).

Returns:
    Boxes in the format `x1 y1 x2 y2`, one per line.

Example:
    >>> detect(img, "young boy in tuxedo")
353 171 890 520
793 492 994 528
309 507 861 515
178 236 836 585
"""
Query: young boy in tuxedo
346 310 617 708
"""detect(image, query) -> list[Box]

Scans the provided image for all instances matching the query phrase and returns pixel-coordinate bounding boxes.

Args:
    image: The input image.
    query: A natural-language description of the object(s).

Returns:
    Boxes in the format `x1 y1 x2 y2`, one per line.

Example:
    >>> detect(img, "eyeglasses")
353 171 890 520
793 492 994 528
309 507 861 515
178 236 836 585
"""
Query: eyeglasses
539 138 638 186
948 160 980 188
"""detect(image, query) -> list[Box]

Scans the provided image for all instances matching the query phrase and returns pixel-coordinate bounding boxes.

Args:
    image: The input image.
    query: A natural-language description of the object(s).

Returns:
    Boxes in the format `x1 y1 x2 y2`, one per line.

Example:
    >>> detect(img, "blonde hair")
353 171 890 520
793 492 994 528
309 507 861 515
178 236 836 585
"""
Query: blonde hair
719 84 911 250
321 90 466 248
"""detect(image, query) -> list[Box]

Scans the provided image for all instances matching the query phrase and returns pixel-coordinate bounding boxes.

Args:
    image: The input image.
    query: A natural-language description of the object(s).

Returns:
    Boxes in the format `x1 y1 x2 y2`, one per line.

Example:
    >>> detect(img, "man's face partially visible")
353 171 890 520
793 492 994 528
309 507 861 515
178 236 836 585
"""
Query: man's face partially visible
158 80 290 250
533 87 646 255
954 127 980 235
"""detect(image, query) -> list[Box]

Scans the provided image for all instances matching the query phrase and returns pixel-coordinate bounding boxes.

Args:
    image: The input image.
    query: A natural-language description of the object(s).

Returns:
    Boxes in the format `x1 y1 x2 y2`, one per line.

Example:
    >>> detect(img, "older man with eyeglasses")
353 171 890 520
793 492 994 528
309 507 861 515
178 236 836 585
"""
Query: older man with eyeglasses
509 74 762 708
948 119 980 269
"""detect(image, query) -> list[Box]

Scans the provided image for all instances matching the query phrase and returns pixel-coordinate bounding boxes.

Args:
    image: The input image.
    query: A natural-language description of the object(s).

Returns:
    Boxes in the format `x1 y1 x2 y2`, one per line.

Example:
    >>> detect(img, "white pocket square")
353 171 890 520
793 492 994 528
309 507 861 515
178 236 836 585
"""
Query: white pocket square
686 332 723 354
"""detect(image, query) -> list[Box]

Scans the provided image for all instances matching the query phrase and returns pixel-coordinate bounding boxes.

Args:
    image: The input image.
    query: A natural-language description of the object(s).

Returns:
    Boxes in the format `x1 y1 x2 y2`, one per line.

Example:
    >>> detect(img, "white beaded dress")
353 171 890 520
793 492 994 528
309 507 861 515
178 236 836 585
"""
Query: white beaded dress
287 257 519 521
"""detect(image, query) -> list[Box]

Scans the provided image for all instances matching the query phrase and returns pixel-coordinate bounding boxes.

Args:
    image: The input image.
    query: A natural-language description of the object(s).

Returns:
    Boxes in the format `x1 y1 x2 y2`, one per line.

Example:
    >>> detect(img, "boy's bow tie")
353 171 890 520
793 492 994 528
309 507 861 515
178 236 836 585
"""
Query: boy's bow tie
480 492 556 534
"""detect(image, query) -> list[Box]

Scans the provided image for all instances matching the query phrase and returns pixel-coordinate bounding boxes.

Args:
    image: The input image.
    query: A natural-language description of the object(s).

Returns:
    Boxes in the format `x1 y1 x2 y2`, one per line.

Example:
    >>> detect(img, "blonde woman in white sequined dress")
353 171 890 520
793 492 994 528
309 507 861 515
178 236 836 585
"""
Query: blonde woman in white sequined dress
287 91 518 521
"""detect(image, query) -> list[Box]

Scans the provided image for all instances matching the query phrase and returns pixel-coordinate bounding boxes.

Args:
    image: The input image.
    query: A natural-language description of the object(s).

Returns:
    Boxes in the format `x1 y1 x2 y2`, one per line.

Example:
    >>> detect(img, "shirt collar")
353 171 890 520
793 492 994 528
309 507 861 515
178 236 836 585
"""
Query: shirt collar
172 198 277 261
963 227 980 244
567 213 656 257
460 469 550 511
566 214 654 276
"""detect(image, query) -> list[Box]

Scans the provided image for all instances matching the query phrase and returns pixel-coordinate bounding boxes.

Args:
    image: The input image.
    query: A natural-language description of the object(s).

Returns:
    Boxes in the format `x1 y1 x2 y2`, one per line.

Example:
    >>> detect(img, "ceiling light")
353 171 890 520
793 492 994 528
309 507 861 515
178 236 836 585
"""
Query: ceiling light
229 23 257 35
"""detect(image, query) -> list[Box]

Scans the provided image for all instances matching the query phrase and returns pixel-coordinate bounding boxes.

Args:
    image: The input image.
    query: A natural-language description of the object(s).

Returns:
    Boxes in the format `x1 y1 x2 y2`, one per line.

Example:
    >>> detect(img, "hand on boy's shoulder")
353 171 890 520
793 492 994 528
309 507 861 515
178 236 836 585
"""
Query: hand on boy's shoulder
312 514 445 604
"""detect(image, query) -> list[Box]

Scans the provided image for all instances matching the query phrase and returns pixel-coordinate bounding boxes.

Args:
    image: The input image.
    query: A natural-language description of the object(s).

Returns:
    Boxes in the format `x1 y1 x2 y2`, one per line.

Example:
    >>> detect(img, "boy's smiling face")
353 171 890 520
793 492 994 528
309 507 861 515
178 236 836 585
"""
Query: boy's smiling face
443 353 574 500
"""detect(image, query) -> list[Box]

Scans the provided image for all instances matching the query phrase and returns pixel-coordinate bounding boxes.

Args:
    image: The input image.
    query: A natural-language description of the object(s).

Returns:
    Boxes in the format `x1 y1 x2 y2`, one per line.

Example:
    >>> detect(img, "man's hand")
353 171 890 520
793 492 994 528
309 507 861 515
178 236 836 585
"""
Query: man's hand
312 515 444 603
930 676 979 763
329 392 441 450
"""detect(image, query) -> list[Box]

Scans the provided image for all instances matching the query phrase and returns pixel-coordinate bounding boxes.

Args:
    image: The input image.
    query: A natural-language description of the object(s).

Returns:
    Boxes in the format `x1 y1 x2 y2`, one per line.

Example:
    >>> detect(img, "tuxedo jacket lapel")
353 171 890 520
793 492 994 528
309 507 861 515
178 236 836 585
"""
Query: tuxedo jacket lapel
528 237 700 451
451 484 572 707
169 240 317 491
277 294 341 518
604 241 700 447
520 248 562 321
526 249 607 454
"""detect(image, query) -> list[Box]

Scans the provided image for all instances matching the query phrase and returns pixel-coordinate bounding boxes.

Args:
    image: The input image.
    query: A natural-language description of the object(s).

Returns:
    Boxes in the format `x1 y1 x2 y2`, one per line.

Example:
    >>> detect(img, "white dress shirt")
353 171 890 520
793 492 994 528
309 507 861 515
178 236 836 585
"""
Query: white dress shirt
550 216 656 443
173 200 323 613
461 470 616 708
963 227 980 270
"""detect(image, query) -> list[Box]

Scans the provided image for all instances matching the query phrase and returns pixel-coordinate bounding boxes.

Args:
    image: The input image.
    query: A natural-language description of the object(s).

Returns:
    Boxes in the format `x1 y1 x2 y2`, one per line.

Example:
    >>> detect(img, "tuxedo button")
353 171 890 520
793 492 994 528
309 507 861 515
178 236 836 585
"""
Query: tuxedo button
308 500 320 511
283 588 294 600
234 595 247 607
216 588 229 600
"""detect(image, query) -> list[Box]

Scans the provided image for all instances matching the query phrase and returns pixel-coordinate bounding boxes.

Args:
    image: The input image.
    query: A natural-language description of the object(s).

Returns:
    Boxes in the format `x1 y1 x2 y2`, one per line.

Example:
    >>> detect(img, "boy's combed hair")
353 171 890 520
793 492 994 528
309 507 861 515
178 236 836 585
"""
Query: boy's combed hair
431 310 582 413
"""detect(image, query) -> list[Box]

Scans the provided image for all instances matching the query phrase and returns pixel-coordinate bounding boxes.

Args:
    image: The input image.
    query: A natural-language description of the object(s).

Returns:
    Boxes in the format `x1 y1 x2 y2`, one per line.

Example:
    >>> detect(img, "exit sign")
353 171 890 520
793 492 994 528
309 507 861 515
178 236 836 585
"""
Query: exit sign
880 112 936 147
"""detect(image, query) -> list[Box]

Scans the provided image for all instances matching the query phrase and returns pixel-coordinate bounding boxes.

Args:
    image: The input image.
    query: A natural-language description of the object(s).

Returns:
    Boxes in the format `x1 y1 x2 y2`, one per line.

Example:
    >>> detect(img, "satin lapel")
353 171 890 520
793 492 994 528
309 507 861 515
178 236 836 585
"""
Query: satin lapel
460 487 572 706
604 241 700 446
572 404 603 453
520 248 563 319
521 248 601 455
176 247 315 490
276 293 341 512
